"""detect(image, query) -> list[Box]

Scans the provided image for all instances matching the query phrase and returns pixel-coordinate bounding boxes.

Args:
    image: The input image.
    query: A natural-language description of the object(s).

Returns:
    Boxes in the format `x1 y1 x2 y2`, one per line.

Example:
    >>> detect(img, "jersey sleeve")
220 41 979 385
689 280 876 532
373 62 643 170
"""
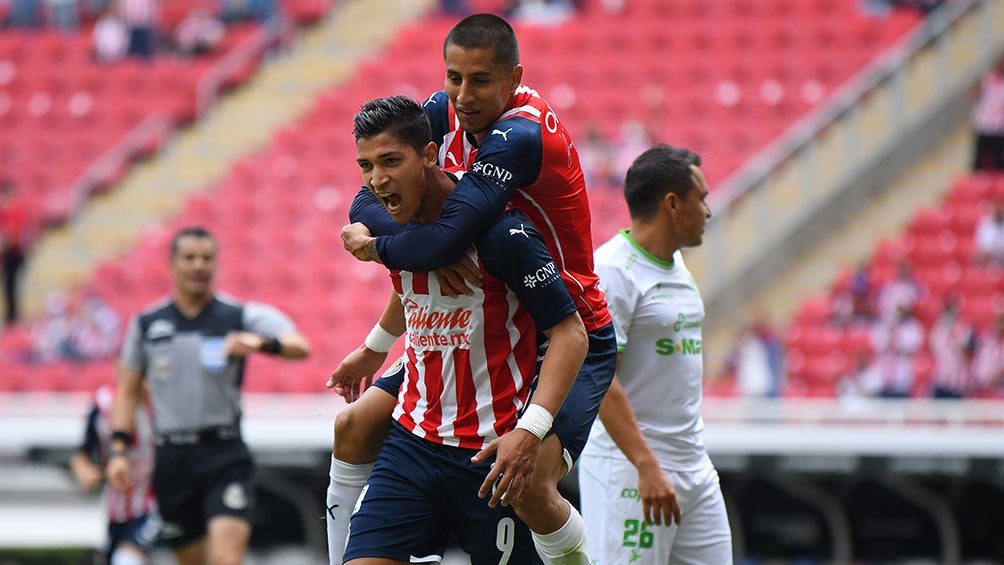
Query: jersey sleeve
78 403 101 458
594 260 639 353
120 315 145 373
477 210 576 332
374 116 544 272
243 302 296 337
349 186 409 237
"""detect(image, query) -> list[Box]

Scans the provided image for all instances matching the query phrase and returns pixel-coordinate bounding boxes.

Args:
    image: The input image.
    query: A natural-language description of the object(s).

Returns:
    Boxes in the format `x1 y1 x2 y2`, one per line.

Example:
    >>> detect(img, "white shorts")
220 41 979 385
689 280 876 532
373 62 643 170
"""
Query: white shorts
578 455 732 565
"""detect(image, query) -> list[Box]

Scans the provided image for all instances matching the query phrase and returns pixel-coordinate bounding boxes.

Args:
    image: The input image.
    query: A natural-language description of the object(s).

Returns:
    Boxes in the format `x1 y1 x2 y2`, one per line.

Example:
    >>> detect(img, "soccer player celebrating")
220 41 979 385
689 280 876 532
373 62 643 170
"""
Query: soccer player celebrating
328 13 616 565
340 95 587 564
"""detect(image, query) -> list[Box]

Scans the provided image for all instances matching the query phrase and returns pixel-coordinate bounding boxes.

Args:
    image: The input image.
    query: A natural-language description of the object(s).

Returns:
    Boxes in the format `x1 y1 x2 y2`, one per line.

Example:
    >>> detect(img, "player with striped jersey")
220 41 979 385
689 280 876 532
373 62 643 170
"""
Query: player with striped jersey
341 95 587 564
71 384 159 565
578 145 733 564
331 14 616 565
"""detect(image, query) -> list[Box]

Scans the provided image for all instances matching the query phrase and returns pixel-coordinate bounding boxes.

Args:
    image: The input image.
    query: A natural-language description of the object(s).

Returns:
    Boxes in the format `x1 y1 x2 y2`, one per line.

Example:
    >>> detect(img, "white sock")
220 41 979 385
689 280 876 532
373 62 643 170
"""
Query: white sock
110 545 145 565
531 502 590 565
326 456 374 564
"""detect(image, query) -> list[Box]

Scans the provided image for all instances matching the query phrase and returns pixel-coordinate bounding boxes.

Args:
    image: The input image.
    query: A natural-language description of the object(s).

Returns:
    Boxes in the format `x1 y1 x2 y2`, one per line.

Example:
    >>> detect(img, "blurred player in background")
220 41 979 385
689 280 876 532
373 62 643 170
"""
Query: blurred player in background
107 226 311 565
330 13 616 565
578 145 732 564
71 383 159 565
341 95 587 563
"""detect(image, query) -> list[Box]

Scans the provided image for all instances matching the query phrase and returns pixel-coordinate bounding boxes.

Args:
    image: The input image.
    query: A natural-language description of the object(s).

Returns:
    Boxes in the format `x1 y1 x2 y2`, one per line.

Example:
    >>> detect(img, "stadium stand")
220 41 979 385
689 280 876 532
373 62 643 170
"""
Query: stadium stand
0 0 924 392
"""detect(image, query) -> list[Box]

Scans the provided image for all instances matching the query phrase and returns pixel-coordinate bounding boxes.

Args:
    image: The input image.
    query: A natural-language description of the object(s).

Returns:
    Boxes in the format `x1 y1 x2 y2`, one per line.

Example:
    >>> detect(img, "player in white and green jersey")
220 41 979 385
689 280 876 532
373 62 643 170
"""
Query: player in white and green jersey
578 145 732 564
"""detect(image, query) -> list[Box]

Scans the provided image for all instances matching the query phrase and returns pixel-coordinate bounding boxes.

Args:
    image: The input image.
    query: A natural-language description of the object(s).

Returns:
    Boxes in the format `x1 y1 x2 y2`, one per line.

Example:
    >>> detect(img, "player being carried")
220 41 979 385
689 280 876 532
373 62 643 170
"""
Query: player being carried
340 94 587 564
327 13 617 565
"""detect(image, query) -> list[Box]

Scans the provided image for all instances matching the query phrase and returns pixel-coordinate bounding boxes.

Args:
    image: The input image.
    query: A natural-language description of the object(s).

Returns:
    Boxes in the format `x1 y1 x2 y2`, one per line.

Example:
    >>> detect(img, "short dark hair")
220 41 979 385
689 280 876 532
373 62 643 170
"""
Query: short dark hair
623 144 702 220
353 95 432 154
443 13 519 68
170 226 216 258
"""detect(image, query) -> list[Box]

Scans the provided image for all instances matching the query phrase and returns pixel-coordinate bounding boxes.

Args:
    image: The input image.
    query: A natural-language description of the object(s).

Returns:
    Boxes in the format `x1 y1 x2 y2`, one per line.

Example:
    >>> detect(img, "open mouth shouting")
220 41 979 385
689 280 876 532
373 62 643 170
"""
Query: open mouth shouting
376 191 402 213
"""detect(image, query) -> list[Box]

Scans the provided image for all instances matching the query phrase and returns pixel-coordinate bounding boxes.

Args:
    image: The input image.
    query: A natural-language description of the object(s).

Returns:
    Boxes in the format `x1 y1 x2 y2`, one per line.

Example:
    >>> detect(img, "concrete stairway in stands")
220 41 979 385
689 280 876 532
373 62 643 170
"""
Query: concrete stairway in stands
21 0 435 316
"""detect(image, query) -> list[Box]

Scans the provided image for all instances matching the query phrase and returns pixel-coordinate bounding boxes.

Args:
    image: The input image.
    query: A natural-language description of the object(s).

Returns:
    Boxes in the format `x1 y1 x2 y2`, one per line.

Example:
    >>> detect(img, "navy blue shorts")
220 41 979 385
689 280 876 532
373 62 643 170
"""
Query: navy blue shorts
371 355 407 397
550 322 617 464
371 323 617 466
344 421 541 564
107 514 160 557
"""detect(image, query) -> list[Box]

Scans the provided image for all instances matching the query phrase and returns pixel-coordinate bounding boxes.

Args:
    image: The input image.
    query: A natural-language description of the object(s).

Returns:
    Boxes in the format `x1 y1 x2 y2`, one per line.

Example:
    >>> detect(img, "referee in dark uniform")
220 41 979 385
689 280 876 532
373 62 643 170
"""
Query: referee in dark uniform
106 226 311 565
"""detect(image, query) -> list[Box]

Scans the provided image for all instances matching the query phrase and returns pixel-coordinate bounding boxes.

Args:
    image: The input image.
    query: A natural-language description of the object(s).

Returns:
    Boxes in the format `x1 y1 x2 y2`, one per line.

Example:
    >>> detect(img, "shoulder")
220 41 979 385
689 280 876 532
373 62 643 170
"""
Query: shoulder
134 297 173 328
422 91 450 128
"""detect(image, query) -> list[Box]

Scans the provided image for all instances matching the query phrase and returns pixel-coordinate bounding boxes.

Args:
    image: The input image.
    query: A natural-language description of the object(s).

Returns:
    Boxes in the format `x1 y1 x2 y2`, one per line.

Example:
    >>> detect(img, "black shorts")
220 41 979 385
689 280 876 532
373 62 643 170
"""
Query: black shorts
153 440 255 548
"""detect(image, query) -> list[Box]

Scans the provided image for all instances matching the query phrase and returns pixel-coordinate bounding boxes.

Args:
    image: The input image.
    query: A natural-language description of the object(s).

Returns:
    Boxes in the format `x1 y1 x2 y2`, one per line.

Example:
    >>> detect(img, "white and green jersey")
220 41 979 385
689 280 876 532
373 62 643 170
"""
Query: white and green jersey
583 230 710 471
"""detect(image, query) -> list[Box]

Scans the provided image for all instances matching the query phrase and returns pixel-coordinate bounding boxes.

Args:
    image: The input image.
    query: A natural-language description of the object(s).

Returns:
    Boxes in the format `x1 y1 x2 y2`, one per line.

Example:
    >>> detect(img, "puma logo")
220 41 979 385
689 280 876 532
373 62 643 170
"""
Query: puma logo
445 152 460 167
509 224 528 238
491 128 513 141
326 503 339 520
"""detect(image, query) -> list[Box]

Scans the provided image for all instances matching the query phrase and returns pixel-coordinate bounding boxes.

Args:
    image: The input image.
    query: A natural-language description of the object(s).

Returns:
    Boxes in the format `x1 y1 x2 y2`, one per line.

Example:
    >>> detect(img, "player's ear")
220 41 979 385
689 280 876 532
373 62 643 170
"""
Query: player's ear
422 142 438 168
510 64 524 92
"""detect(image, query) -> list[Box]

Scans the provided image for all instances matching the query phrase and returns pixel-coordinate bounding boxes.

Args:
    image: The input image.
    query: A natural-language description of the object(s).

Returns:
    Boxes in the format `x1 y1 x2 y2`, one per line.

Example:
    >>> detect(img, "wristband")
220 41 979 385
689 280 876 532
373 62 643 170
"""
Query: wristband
259 336 282 354
364 324 398 353
111 430 133 446
515 404 553 442
109 447 130 458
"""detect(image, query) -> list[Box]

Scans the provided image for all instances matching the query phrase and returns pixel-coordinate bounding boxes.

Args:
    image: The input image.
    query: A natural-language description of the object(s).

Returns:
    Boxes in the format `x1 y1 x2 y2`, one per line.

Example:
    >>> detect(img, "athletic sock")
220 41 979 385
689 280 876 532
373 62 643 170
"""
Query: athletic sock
531 502 590 565
325 456 374 564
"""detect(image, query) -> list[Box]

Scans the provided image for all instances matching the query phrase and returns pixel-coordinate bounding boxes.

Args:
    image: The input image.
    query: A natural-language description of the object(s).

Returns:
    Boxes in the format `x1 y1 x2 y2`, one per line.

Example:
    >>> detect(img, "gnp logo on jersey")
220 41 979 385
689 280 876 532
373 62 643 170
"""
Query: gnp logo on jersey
655 338 702 356
470 161 513 186
673 313 702 332
523 261 560 289
146 319 176 340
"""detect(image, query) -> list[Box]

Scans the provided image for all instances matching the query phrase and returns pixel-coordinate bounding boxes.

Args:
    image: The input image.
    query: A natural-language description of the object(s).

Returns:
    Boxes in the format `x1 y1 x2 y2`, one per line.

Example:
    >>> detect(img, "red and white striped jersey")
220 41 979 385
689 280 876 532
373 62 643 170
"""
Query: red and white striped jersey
87 385 157 523
386 207 578 449
973 70 1004 135
390 262 538 450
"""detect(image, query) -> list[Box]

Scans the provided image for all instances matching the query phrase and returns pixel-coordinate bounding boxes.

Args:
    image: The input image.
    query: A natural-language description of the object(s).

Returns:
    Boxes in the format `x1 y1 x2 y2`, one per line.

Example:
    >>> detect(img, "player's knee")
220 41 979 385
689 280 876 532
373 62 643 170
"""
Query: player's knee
333 405 382 463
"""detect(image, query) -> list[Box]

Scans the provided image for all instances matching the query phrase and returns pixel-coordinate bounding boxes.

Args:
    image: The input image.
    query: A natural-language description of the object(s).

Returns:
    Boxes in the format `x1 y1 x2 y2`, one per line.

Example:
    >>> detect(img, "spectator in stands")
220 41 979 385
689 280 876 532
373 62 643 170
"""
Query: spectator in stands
971 54 1004 172
975 310 1004 392
44 0 78 31
726 313 785 397
92 2 129 64
70 384 159 565
28 291 76 364
578 125 617 191
611 119 655 191
876 259 925 328
928 295 977 398
872 304 924 398
121 0 159 59
9 0 40 27
974 201 1004 268
173 4 224 56
507 0 576 26
836 350 883 398
831 262 877 325
68 293 122 361
0 180 29 325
